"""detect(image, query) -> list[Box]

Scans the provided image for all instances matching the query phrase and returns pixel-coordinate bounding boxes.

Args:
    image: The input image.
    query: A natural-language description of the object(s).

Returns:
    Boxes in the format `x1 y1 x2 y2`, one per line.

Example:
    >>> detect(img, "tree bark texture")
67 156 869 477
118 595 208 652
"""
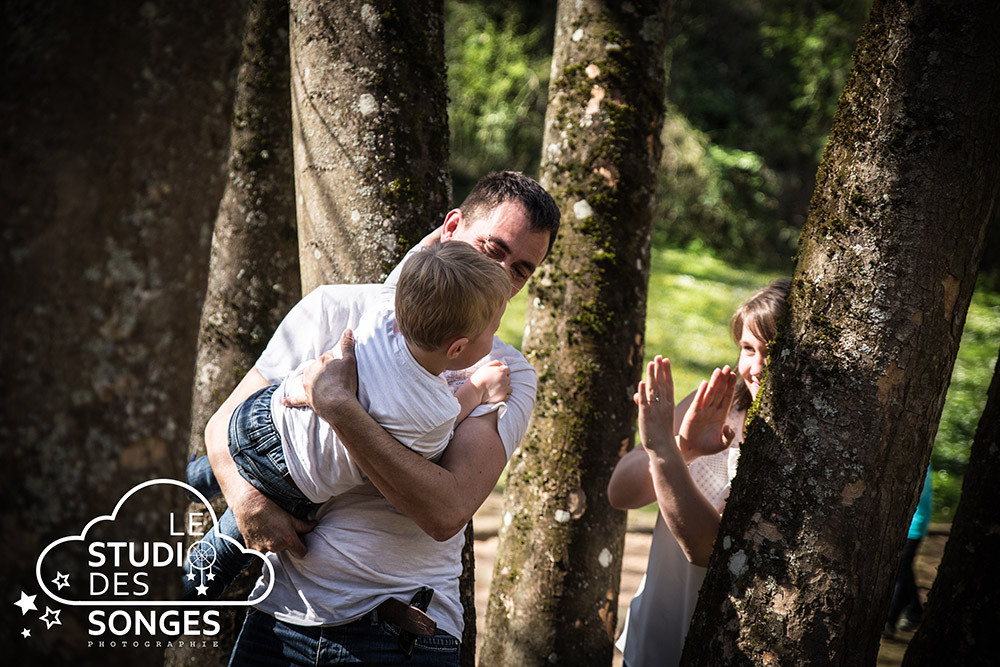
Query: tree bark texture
164 2 298 665
287 1 466 659
0 1 247 665
901 345 1000 667
289 0 451 290
683 1 1000 665
481 2 668 665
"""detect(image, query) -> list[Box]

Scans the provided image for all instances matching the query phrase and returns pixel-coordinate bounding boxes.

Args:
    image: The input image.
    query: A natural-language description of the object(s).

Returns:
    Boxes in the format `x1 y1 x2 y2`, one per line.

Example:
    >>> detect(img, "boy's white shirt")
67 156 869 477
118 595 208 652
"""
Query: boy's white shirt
269 286 467 503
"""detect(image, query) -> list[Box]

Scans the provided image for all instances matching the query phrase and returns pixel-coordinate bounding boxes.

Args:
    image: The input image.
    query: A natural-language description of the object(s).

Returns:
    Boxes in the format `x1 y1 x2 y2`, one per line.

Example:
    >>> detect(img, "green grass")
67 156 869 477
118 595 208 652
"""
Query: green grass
499 247 999 522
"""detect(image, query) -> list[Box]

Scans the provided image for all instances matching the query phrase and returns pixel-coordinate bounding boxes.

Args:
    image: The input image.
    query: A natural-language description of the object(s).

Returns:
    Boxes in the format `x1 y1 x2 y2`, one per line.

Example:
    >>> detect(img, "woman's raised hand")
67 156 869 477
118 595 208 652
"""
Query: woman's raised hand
678 366 738 460
636 356 675 455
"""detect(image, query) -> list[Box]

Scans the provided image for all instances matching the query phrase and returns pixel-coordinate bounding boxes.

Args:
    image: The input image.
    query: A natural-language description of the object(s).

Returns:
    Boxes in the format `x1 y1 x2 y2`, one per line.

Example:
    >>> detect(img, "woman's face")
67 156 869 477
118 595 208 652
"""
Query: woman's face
737 322 768 400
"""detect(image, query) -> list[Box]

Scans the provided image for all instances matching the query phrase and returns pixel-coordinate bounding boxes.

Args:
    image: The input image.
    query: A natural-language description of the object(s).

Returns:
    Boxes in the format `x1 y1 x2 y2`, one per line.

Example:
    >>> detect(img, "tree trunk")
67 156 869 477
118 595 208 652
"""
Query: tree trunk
289 0 450 290
682 1 1000 665
164 1 298 664
902 344 1000 667
287 0 463 658
0 1 247 665
481 2 668 665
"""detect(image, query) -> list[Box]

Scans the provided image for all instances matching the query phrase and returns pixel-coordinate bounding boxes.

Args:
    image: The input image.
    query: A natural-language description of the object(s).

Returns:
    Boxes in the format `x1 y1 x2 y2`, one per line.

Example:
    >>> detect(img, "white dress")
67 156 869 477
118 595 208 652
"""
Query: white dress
617 418 743 667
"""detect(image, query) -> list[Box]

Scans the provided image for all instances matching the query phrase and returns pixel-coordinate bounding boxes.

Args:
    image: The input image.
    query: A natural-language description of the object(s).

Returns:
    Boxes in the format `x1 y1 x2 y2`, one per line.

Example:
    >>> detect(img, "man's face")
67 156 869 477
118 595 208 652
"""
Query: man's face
443 200 551 297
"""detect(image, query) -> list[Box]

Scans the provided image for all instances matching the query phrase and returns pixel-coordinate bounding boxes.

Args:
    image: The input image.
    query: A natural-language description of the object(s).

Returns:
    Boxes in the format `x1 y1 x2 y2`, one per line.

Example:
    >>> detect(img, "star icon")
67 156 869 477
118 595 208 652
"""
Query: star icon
195 584 208 596
186 572 197 581
206 572 216 581
21 629 30 639
39 607 62 629
14 592 37 616
51 572 70 590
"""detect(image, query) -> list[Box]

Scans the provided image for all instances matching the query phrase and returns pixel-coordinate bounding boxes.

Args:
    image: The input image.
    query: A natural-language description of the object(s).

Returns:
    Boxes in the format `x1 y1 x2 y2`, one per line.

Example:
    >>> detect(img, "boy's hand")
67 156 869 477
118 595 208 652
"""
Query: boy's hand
636 356 675 455
678 366 737 460
468 360 511 404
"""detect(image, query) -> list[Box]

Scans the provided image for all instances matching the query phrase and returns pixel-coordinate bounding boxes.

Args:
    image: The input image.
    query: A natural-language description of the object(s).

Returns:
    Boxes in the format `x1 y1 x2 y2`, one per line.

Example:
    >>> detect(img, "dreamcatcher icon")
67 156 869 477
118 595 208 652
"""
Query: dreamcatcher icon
186 540 217 596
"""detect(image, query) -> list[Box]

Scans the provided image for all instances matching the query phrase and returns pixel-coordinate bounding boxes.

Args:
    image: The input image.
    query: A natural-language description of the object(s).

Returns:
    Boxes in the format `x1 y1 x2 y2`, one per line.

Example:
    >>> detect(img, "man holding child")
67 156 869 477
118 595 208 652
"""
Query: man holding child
203 172 561 665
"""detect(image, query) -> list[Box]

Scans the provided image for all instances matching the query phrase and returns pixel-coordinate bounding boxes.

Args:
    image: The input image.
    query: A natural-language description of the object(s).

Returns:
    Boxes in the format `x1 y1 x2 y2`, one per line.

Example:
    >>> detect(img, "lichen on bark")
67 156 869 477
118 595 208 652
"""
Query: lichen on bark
482 1 668 664
683 1 1000 664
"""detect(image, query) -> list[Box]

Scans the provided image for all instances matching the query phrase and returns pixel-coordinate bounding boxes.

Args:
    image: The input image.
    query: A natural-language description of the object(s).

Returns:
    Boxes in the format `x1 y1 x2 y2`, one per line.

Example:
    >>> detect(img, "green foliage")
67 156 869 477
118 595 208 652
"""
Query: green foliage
931 281 1000 521
657 0 871 268
656 108 793 267
501 246 783 401
445 1 551 200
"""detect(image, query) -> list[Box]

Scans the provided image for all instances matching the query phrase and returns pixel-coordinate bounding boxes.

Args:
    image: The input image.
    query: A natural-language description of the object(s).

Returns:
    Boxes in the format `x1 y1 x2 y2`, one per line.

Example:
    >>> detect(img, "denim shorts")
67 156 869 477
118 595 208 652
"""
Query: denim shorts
230 608 460 666
228 384 316 520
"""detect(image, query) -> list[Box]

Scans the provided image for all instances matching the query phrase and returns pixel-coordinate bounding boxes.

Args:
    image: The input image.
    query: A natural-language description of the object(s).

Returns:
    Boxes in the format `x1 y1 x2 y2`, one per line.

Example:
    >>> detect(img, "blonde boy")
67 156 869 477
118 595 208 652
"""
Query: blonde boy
184 242 510 600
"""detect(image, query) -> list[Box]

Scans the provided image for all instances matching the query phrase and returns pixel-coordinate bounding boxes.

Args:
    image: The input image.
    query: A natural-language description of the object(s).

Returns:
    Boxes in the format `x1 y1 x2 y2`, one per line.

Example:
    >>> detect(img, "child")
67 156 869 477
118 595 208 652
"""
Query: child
183 242 511 600
611 280 789 666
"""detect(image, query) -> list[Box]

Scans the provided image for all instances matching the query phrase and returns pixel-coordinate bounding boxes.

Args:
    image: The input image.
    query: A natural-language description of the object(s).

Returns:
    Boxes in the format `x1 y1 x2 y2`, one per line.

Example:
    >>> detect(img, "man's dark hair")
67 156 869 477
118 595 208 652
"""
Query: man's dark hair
459 171 561 254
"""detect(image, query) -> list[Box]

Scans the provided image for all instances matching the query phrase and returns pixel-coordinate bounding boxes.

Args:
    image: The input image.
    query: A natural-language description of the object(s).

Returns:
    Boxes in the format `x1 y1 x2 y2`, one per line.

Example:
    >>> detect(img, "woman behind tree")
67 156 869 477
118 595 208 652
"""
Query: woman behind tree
610 280 790 667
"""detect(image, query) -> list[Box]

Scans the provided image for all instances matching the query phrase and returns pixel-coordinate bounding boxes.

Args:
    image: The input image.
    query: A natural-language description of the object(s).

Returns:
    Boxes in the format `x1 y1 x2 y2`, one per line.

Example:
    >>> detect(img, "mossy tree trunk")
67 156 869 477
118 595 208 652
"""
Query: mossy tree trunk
0 1 247 665
288 0 470 659
901 344 1000 667
164 1 299 664
682 1 1000 664
481 2 668 665
289 0 450 290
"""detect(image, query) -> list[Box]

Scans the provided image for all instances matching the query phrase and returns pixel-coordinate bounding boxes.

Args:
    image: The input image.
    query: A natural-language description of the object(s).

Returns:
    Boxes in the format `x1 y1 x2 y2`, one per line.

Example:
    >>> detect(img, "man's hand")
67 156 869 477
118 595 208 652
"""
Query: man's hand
677 366 737 461
282 329 360 419
231 485 315 558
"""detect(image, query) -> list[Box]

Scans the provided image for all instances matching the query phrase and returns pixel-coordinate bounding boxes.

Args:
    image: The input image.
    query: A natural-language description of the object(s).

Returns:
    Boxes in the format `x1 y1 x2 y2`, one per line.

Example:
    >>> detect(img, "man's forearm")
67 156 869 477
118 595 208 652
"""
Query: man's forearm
205 407 256 510
325 398 506 541
199 368 315 556
204 368 270 507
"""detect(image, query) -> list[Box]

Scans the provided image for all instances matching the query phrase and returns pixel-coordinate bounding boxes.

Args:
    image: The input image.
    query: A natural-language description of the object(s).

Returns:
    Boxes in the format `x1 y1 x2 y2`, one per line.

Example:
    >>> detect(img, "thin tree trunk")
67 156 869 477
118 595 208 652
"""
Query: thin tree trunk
287 0 462 658
164 1 298 664
682 1 1000 664
902 344 1000 667
0 2 247 665
481 2 668 665
289 0 450 290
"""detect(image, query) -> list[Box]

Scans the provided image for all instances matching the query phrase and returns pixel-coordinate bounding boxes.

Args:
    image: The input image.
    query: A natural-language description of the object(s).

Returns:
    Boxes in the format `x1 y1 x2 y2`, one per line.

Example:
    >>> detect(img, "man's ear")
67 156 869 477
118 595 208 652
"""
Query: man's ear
446 337 469 359
440 209 464 241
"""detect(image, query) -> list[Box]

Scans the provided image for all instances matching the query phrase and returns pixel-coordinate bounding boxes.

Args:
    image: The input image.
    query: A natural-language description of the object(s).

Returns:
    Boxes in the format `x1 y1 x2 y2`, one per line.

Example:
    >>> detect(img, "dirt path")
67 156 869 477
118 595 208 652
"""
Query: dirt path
470 492 947 665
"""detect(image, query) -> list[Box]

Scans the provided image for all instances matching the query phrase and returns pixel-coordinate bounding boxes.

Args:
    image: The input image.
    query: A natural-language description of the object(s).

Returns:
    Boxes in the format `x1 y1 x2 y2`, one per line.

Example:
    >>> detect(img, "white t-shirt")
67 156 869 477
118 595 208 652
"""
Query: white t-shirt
268 287 465 503
617 418 743 667
251 282 536 641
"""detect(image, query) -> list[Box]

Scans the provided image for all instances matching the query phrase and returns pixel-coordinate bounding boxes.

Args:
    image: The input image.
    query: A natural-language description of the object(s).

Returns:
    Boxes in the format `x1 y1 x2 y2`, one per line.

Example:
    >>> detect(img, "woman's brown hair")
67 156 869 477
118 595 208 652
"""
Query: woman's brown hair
731 279 791 411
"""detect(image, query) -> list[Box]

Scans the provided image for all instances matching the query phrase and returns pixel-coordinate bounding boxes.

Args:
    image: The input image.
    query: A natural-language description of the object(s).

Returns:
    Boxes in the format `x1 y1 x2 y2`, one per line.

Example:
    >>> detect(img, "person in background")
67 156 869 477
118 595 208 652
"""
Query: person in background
884 466 933 637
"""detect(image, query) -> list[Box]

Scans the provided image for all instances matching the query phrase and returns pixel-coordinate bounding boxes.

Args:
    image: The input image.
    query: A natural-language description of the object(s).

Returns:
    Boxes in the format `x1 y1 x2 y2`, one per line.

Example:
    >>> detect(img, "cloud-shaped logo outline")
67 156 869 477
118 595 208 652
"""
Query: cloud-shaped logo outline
35 478 274 606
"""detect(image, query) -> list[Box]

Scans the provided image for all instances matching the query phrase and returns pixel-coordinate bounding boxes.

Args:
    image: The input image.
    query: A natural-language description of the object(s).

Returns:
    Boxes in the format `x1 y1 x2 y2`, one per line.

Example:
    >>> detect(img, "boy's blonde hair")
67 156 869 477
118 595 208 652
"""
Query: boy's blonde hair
396 242 510 351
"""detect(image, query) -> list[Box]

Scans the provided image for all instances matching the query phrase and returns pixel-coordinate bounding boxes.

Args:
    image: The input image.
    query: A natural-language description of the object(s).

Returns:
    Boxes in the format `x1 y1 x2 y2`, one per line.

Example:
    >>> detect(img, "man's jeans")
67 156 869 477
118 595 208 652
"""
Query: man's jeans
183 384 315 601
229 608 461 666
